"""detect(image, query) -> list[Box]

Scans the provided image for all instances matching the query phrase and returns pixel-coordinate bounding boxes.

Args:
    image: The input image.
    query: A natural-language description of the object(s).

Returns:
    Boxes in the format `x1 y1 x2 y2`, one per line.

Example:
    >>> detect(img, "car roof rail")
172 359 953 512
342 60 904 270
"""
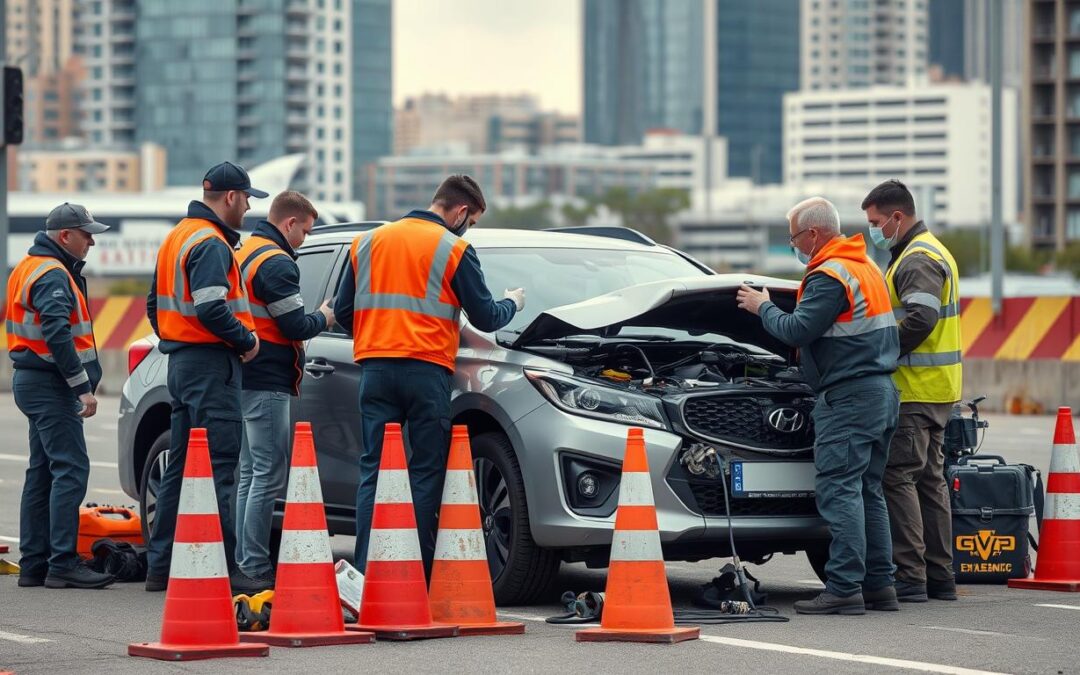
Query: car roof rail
544 225 657 246
311 220 384 234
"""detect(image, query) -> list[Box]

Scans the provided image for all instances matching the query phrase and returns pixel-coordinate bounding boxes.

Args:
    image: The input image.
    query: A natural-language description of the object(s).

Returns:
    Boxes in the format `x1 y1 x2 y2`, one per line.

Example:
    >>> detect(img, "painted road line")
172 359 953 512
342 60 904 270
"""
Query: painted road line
924 625 1047 641
0 630 52 644
1035 603 1080 611
0 535 19 543
92 488 126 495
0 453 117 469
1019 428 1044 436
698 636 1007 675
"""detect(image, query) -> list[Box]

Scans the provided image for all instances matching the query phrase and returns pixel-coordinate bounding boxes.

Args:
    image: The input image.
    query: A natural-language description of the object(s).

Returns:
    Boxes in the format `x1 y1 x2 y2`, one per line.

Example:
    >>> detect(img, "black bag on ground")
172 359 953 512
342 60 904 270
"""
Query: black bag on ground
946 455 1041 584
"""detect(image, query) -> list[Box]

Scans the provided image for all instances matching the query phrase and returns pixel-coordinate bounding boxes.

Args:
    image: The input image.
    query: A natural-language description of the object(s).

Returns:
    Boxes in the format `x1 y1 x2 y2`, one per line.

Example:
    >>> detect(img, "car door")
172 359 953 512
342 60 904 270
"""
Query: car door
294 245 365 524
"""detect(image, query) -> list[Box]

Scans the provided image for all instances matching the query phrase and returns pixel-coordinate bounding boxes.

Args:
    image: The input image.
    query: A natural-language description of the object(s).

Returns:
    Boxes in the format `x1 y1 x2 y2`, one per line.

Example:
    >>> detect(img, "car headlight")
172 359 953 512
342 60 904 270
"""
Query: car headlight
524 368 669 430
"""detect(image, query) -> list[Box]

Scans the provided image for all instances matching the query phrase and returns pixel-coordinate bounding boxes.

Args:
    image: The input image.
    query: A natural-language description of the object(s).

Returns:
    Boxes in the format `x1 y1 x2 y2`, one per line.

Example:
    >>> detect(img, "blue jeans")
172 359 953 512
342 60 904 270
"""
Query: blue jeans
13 369 90 575
146 347 243 577
235 390 292 577
812 375 899 597
354 358 452 578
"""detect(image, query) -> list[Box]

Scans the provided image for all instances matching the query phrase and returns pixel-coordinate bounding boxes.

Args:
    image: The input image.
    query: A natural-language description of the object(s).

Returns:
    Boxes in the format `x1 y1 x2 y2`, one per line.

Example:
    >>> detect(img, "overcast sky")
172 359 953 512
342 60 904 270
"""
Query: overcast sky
392 0 582 114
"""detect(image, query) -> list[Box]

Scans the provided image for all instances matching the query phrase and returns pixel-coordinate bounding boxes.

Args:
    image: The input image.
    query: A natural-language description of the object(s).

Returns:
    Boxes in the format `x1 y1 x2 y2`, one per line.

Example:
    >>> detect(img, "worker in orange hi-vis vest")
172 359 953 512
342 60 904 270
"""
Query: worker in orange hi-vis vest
143 161 267 593
7 203 114 590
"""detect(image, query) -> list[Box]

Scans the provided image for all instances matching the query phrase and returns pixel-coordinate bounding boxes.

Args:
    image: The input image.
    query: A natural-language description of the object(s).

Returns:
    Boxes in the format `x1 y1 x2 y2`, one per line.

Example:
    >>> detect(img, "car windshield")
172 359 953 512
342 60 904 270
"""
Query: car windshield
475 246 708 333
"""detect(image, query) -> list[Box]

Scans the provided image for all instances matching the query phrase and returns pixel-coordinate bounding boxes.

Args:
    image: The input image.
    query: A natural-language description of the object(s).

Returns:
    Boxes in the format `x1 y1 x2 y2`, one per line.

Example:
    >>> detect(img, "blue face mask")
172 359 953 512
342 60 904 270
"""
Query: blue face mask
794 247 811 266
868 217 898 250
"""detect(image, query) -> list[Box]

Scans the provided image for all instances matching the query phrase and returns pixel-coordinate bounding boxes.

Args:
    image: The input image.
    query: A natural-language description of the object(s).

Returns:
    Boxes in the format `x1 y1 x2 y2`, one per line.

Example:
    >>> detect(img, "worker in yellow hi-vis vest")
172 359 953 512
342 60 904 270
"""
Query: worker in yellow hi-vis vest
861 180 962 605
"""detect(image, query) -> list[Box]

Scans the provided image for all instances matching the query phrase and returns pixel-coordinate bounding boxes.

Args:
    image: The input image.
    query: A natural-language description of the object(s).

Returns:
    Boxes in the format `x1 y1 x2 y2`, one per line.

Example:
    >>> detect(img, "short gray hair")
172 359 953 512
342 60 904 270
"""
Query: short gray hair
786 197 840 234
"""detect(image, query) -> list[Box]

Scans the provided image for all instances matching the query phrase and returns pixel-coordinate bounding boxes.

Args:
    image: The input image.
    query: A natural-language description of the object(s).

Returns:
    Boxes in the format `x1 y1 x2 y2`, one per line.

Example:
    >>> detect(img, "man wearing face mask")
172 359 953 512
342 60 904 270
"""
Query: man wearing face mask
861 180 962 604
737 197 900 615
334 174 523 577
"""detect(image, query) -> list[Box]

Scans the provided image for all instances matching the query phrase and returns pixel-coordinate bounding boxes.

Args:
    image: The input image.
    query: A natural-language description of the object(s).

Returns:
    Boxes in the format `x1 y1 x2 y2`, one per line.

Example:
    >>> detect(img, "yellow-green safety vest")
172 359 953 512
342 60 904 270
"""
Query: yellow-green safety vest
885 230 963 404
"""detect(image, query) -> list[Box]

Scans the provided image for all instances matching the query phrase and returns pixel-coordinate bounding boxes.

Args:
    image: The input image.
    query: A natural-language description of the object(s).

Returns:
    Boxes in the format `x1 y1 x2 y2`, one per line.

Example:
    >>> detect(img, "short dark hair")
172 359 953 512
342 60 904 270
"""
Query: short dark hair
269 190 318 222
432 174 486 213
861 179 916 216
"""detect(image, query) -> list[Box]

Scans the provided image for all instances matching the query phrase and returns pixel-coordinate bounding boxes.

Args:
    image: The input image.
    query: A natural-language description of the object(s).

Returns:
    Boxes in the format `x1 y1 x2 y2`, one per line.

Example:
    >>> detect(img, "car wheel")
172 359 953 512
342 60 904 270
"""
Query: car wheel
471 431 560 606
806 543 830 584
138 431 170 543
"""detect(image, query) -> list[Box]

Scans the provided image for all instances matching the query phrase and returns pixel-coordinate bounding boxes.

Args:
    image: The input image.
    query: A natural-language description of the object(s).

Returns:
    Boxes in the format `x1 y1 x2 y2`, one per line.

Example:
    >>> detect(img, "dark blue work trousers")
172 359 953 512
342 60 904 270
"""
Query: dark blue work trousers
14 369 90 576
812 375 900 597
146 347 243 577
353 358 452 578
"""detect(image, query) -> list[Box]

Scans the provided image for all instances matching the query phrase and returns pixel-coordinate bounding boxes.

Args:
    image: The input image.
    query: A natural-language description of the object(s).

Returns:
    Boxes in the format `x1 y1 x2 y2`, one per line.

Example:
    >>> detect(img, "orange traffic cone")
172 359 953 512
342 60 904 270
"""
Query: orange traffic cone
577 428 699 644
239 423 375 647
129 428 270 660
1009 407 1080 592
429 426 524 636
348 423 458 640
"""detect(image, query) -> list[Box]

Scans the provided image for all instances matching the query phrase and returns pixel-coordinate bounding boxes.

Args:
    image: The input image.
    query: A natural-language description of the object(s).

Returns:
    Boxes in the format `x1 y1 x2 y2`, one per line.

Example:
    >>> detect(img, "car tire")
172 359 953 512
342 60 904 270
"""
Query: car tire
471 430 560 606
138 430 171 543
806 543 830 584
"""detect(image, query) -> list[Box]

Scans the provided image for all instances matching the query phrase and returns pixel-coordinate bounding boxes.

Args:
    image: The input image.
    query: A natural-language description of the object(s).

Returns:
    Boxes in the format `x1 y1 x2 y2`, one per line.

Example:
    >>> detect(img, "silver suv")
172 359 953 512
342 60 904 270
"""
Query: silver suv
118 225 829 604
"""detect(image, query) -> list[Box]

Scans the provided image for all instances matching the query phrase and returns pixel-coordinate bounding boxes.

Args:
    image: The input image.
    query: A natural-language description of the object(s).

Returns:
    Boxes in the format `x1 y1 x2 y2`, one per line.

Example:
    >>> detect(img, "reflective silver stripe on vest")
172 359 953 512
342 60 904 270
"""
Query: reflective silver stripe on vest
817 260 868 319
897 350 962 367
21 260 62 306
192 286 228 306
354 230 462 322
894 302 960 321
892 238 961 322
5 319 93 340
822 311 897 337
157 295 250 315
267 293 303 317
14 261 95 341
164 227 245 317
38 347 98 364
66 370 89 387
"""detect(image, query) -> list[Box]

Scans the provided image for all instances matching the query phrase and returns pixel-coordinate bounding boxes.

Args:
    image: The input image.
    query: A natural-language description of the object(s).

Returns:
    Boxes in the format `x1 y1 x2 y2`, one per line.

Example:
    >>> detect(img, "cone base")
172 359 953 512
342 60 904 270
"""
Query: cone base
128 641 269 661
0 544 9 554
348 623 458 640
450 621 525 637
1008 577 1080 592
575 626 700 644
238 630 375 647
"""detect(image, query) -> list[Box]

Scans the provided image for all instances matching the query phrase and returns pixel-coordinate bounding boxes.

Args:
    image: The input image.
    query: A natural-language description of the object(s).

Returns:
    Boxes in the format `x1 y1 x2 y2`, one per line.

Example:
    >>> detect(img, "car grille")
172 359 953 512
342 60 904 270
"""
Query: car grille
686 480 819 517
681 395 814 450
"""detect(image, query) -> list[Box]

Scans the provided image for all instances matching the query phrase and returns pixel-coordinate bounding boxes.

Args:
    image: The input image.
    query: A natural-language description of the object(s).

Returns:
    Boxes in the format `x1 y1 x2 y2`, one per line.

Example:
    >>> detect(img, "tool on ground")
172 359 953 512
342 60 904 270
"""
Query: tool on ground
1009 407 1080 592
128 427 270 661
944 396 990 467
546 591 604 624
78 504 143 558
88 538 146 582
348 423 458 640
334 558 364 620
429 425 525 636
240 422 374 647
576 428 699 644
235 591 274 632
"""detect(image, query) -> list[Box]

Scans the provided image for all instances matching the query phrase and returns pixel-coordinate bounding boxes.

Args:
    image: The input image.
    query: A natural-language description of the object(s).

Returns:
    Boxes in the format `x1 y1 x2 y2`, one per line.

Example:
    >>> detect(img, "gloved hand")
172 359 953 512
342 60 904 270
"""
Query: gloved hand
504 288 525 311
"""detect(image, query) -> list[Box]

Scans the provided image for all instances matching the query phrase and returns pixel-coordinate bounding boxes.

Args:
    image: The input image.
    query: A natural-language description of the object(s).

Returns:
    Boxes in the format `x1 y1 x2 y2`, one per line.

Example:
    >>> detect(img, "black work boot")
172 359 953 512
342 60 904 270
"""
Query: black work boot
230 569 274 595
18 573 45 588
44 562 114 589
862 585 900 611
895 580 929 602
793 591 866 615
144 574 168 592
927 578 958 601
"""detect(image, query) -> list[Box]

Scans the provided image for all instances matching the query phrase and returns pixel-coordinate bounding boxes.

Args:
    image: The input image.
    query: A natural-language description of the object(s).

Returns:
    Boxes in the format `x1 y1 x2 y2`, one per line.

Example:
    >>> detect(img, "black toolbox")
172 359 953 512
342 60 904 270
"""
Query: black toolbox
946 455 1039 584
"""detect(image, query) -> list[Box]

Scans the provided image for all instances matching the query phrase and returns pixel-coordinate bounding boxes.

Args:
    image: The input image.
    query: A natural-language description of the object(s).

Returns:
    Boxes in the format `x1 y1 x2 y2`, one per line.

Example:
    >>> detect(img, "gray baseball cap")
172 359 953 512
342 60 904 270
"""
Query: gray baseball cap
45 203 110 234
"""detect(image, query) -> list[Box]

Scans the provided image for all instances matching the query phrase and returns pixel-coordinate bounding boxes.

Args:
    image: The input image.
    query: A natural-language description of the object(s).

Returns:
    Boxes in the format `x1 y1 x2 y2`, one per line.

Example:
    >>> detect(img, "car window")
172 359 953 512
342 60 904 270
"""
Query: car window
475 247 707 331
296 248 336 312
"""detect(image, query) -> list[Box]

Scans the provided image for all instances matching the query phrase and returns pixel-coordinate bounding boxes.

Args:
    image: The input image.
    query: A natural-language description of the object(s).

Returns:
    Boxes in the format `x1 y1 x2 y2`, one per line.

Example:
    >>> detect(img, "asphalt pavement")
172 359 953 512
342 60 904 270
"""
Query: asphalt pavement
0 394 1078 674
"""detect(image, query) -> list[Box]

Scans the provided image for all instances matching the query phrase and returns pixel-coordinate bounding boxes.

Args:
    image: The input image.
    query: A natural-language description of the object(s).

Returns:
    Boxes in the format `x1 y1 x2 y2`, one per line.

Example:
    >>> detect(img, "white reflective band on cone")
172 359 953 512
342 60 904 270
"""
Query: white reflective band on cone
439 469 479 505
617 472 656 506
1049 446 1080 474
433 528 486 561
374 469 413 504
285 466 325 504
169 541 228 578
178 477 219 515
278 528 333 564
609 528 663 562
368 528 423 562
1045 493 1080 520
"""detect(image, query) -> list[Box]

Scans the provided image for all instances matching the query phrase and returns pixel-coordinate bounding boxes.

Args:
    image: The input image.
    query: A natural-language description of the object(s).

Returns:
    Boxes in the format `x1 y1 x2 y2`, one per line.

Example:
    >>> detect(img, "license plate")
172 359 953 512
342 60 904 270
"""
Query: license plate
731 461 816 498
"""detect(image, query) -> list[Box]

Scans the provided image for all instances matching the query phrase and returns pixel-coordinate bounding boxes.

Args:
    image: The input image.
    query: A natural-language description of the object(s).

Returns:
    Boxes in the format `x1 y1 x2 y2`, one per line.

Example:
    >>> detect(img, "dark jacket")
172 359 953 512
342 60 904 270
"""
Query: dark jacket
887 221 948 357
241 220 328 394
146 201 258 355
9 232 102 395
333 209 516 337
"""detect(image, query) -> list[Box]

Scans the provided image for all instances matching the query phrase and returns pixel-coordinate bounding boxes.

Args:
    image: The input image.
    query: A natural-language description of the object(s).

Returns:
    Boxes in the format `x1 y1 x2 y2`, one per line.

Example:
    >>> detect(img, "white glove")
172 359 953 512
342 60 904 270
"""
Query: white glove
504 288 525 311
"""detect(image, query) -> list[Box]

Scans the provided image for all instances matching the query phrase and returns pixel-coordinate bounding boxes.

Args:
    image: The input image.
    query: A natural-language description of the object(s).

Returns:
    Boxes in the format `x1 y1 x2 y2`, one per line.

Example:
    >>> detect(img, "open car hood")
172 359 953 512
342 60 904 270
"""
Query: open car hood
509 274 801 357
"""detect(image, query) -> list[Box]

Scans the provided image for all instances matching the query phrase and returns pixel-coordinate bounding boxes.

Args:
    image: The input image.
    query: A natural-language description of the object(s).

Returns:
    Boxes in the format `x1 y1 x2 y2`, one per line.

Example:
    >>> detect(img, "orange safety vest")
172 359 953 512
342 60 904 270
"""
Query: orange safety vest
236 235 295 347
348 216 469 371
154 218 255 345
5 255 97 365
797 234 895 338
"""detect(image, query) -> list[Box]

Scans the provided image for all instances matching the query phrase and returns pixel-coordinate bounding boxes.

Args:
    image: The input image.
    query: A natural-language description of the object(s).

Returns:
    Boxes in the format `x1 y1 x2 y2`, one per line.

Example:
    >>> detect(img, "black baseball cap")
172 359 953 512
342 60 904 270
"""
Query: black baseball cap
45 203 110 234
202 161 268 198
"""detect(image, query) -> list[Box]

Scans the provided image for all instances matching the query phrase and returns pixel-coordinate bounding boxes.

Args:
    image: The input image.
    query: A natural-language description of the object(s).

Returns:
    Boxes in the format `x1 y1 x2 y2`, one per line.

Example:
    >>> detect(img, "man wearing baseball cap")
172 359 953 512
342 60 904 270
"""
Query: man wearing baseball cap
7 203 114 589
144 161 268 591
